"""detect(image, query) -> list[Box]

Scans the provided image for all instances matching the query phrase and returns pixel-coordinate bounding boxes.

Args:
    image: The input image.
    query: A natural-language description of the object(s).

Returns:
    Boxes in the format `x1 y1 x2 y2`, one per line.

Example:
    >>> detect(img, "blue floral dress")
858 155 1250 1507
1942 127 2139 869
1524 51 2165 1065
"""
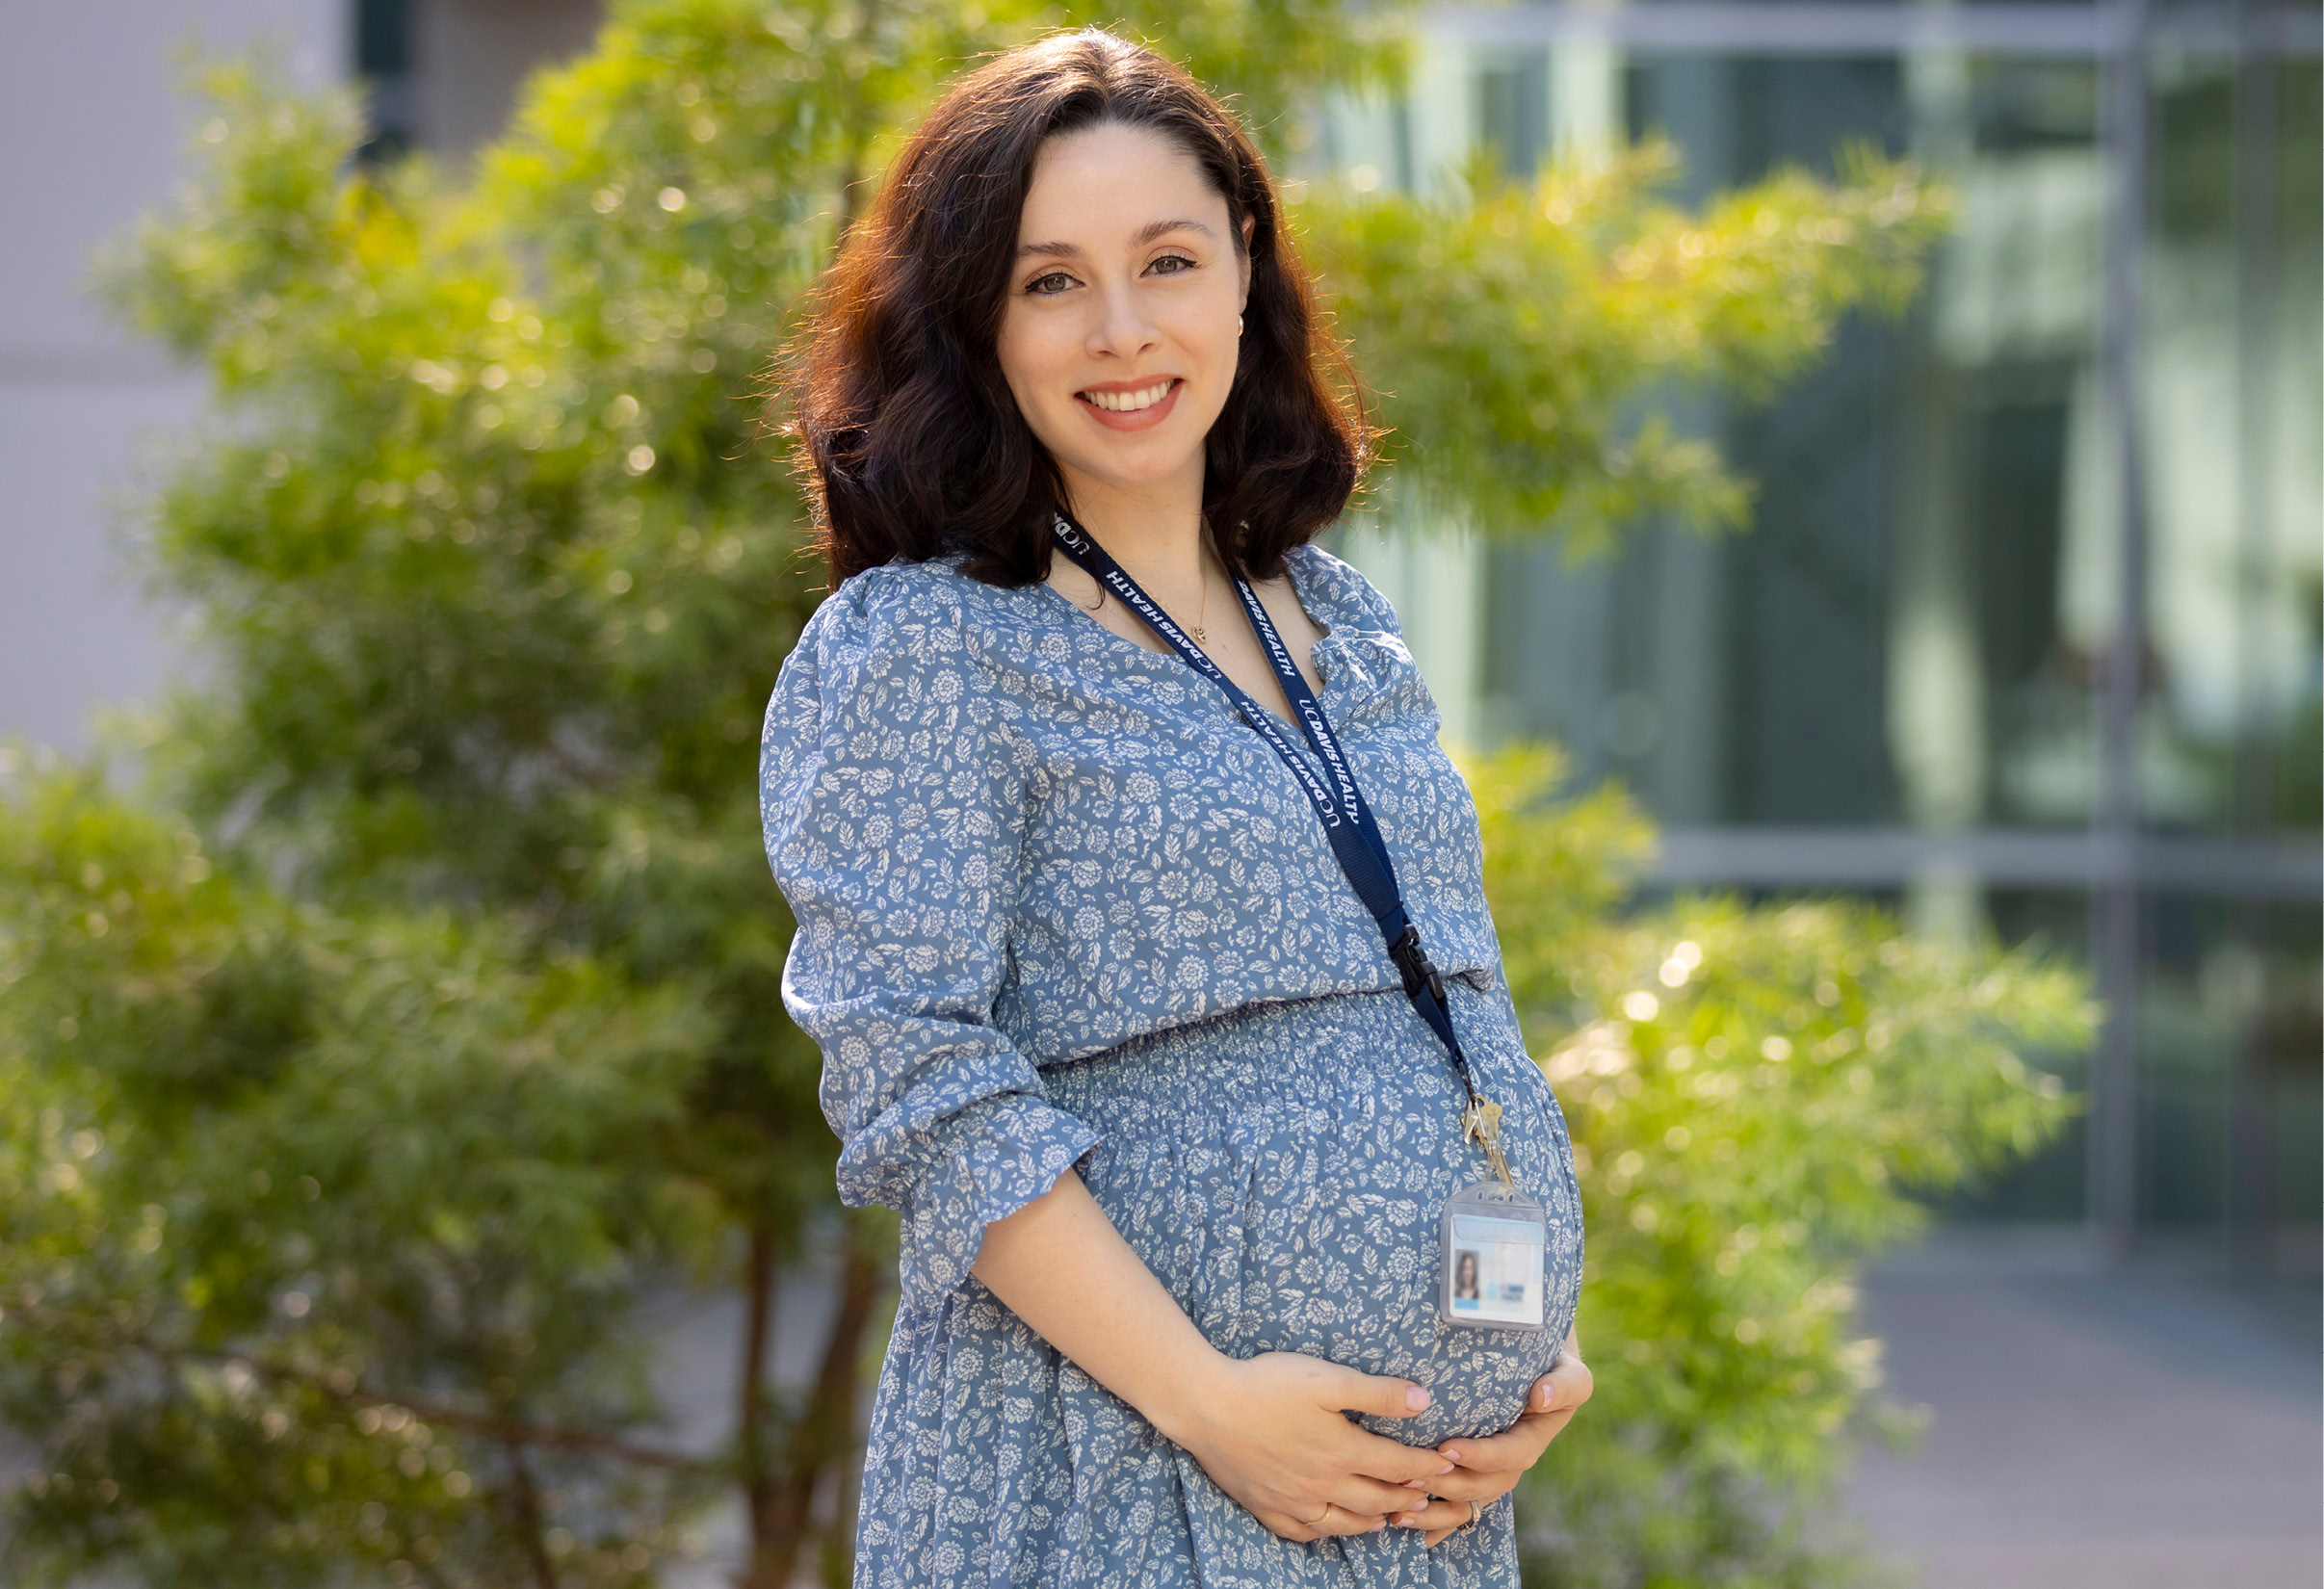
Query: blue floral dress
759 544 1584 1589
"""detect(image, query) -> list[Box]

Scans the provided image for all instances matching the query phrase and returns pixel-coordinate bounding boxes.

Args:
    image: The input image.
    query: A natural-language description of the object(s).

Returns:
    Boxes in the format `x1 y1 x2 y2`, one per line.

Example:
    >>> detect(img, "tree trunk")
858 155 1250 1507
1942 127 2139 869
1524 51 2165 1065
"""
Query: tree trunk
502 1445 561 1589
739 1218 781 1588
747 1231 884 1585
820 1439 864 1589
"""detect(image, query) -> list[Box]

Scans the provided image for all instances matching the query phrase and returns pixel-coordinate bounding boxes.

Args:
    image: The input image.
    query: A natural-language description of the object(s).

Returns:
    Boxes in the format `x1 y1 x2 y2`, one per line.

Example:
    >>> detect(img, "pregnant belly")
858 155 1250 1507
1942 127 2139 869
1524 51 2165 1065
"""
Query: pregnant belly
1041 984 1583 1449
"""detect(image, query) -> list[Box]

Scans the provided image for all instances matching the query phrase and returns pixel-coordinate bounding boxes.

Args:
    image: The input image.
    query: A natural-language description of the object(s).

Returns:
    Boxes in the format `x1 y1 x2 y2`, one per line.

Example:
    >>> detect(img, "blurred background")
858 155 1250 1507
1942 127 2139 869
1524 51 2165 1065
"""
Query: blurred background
2 1 2316 1585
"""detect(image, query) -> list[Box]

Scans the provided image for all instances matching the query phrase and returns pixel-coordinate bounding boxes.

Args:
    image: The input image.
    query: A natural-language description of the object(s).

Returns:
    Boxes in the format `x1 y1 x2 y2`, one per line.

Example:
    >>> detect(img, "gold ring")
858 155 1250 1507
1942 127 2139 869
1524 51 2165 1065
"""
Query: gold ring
1454 1498 1483 1534
1305 1503 1332 1527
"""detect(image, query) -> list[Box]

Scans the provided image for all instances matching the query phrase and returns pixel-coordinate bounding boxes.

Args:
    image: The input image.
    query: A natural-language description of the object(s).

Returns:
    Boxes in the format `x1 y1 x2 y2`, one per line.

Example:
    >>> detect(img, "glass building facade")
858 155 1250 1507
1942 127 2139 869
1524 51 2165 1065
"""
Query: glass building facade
1320 3 2321 1262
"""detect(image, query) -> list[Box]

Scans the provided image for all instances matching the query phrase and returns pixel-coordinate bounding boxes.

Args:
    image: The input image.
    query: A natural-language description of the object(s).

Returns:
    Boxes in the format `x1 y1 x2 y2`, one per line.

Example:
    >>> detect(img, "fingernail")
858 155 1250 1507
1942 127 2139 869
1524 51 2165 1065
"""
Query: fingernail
1367 1517 1387 1533
1438 1451 1461 1468
1394 1513 1423 1527
1404 1387 1429 1412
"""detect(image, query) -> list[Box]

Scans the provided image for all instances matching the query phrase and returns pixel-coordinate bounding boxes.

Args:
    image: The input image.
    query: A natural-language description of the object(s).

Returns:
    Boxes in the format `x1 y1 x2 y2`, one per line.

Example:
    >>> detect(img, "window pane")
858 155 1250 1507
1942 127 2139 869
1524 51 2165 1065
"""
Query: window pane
2142 58 2322 836
1480 55 2105 833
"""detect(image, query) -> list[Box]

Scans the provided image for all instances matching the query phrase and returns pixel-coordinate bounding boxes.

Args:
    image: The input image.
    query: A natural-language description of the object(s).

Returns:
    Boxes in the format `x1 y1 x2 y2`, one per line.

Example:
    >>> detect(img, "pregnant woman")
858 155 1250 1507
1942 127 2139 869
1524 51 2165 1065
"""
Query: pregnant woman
761 29 1590 1587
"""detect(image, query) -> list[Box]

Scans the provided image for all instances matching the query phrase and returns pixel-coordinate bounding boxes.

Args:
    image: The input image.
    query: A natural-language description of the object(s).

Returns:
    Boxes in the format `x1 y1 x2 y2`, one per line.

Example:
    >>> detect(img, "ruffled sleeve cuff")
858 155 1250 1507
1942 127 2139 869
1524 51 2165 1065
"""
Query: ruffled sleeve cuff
839 1090 1102 1316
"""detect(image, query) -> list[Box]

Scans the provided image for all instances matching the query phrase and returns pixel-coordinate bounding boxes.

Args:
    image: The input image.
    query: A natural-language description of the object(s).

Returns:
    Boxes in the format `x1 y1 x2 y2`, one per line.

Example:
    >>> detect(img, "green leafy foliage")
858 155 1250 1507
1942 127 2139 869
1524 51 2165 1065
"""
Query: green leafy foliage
0 2 2073 1582
0 751 716 1586
1308 145 1955 554
1467 750 2091 1586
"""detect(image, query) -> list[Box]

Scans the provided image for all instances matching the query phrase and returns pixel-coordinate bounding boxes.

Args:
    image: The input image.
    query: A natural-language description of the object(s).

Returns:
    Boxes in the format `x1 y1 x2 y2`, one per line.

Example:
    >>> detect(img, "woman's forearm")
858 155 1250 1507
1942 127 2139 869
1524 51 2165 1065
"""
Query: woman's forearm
969 1168 1226 1444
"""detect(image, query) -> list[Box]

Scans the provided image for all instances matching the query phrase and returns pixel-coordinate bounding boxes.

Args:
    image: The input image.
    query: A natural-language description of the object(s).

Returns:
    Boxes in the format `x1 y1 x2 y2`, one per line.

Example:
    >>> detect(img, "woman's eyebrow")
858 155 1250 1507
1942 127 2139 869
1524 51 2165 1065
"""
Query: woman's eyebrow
1134 218 1217 245
1015 219 1219 258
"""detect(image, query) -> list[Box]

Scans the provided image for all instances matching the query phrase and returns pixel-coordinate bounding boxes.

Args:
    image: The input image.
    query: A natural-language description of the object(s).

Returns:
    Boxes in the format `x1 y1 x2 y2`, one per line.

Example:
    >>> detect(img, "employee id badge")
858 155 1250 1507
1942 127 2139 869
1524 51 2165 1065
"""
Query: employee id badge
1437 1180 1550 1331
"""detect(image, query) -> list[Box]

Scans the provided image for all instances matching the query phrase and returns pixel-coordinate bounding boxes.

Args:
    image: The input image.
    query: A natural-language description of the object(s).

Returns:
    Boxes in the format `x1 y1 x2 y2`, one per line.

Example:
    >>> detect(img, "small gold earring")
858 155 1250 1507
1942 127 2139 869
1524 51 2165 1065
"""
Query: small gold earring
1237 315 1245 335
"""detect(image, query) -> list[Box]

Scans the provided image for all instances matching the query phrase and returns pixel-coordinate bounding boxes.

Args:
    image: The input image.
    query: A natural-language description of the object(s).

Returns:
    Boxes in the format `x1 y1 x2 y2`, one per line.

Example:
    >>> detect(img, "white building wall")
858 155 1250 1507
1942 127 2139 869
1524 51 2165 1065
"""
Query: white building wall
0 0 343 752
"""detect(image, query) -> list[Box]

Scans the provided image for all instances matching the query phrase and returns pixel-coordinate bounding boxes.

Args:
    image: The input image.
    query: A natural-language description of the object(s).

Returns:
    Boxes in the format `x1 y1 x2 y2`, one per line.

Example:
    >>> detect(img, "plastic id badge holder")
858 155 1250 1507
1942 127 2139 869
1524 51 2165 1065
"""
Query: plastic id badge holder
1438 1180 1549 1331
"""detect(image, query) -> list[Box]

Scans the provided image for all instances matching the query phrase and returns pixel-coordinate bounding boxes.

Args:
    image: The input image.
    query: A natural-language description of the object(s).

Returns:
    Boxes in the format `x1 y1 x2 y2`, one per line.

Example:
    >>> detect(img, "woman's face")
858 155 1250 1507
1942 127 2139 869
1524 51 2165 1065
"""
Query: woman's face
996 120 1252 514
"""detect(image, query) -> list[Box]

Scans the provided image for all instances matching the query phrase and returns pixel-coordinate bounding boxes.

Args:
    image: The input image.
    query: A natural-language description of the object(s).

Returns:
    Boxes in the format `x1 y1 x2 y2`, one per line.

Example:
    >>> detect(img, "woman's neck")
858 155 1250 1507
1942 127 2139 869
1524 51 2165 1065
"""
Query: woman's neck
1058 464 1210 592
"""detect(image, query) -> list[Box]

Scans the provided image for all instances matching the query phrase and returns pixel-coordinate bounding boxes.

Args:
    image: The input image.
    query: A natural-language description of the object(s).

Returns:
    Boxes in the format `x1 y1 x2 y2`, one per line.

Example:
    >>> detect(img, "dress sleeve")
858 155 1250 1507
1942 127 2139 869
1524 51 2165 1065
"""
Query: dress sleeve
1295 542 1413 644
759 568 1100 1315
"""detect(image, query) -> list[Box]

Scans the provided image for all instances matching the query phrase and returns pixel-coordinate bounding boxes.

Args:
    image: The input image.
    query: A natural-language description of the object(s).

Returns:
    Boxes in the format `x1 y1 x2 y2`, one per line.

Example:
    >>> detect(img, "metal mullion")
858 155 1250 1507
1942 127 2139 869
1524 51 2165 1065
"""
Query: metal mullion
1421 2 2323 59
2090 0 2153 1259
2226 5 2284 1271
1427 2 2112 53
1645 827 2322 894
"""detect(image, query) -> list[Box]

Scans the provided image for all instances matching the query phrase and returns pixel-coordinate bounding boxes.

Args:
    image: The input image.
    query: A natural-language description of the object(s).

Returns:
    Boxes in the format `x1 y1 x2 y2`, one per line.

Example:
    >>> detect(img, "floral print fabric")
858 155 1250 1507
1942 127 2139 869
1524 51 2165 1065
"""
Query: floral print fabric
759 546 1583 1587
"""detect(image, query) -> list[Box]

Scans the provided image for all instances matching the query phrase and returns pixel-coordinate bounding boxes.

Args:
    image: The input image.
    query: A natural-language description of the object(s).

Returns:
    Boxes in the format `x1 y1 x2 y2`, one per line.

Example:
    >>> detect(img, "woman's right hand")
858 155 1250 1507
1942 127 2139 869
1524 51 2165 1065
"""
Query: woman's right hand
1157 1351 1456 1542
970 1177 1451 1541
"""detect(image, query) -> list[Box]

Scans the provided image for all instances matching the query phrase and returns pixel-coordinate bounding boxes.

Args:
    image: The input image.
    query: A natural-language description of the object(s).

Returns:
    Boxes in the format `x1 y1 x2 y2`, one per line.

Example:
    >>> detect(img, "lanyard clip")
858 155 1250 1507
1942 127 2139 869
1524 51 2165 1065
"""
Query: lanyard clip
1390 923 1447 1005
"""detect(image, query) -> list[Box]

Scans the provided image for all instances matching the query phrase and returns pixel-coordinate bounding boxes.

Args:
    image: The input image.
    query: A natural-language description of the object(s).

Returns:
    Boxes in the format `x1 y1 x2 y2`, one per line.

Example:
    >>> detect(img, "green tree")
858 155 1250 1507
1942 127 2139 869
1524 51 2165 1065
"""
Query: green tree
0 3 2079 1584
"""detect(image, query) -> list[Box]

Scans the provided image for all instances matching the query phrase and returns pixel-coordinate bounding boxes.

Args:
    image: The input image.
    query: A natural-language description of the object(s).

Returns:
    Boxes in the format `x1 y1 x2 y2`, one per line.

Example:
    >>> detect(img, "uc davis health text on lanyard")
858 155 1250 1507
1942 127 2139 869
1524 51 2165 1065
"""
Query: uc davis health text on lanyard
1048 513 1516 1187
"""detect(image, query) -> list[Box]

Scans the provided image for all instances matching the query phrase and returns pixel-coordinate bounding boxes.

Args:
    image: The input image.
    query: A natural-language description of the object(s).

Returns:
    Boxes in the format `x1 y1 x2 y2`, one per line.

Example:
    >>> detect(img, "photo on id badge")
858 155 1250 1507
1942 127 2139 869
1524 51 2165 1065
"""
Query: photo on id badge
1439 1185 1547 1330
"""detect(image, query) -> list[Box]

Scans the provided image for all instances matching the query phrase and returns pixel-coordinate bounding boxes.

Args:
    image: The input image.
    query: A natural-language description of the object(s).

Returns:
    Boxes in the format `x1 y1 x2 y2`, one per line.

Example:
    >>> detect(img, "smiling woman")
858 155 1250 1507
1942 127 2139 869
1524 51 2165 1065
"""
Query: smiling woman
789 31 1361 592
769 29 1591 1589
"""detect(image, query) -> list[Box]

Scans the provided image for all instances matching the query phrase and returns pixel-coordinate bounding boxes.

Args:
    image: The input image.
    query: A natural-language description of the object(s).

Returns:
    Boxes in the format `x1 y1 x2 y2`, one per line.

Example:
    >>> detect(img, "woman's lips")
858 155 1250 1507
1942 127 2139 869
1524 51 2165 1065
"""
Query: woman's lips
1076 378 1183 432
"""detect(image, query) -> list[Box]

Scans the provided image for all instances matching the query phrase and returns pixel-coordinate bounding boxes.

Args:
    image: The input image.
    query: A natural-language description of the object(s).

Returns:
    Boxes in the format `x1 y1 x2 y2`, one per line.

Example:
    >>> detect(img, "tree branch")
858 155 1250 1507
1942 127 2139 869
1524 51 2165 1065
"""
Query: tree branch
15 1301 702 1472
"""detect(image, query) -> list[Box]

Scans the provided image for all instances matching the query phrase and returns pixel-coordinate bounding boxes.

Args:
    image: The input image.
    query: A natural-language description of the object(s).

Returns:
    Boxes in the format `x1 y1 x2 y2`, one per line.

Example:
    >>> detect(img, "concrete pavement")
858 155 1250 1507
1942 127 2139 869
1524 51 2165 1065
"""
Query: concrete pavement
1841 1228 2322 1589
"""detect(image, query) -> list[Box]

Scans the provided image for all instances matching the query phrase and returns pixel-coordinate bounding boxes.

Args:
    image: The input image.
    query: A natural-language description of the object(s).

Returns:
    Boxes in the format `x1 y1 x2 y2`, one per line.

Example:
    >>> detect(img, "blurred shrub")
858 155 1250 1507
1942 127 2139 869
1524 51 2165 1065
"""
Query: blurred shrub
0 756 718 1582
1470 748 2091 1586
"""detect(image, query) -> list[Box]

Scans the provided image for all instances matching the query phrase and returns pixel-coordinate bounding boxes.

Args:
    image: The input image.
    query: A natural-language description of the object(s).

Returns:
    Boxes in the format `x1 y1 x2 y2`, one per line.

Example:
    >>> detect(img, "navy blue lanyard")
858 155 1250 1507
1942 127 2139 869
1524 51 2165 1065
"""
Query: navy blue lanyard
1048 513 1488 1122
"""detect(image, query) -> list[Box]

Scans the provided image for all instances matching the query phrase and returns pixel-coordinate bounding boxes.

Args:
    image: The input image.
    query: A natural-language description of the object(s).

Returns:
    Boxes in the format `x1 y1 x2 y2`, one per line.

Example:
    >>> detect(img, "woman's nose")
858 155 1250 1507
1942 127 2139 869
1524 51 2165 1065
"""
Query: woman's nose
1084 280 1160 360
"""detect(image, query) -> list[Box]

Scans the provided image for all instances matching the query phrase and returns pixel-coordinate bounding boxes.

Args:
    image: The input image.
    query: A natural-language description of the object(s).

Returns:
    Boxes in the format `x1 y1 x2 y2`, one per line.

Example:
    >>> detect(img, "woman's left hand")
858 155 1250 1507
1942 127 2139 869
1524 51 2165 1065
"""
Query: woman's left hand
1388 1329 1594 1548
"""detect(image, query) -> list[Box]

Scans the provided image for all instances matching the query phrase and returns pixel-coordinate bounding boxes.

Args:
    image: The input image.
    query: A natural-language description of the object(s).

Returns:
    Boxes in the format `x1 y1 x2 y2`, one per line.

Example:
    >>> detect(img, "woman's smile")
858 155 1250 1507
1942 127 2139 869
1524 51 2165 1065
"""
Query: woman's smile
1079 376 1184 429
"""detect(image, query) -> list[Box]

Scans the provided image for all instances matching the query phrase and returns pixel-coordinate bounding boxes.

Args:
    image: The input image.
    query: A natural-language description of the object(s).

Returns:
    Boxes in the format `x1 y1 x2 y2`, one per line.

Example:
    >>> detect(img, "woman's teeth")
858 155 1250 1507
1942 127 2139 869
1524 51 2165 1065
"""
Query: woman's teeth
1082 380 1174 412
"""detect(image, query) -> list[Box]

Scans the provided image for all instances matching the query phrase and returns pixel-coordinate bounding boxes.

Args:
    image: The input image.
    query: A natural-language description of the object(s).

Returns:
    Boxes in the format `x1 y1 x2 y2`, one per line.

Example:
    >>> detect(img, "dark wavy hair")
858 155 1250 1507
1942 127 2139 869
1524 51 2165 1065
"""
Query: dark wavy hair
786 29 1370 586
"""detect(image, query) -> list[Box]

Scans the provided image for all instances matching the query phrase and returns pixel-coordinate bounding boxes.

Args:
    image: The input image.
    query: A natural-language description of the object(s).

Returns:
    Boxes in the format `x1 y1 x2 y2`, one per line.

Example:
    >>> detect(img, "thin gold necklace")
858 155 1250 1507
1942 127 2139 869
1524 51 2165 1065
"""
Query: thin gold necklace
1182 561 1213 645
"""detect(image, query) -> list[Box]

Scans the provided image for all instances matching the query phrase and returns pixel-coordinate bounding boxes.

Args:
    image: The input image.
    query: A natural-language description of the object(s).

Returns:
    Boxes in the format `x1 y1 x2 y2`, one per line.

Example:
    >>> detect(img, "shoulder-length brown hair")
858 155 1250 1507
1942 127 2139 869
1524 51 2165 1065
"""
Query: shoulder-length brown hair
786 28 1369 586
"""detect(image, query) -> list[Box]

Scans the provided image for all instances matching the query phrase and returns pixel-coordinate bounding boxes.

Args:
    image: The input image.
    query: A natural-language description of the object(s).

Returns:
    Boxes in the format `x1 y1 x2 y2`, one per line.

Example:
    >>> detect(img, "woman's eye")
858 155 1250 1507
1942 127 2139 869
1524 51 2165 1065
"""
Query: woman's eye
1026 272 1076 296
1147 253 1196 276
